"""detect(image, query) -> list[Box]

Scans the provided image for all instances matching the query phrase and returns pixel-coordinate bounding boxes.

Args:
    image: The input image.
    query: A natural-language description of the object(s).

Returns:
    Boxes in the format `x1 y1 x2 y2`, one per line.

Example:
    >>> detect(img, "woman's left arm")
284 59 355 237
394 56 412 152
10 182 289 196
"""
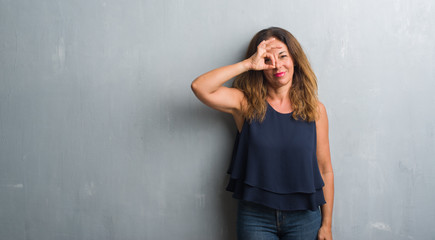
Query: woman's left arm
316 102 334 240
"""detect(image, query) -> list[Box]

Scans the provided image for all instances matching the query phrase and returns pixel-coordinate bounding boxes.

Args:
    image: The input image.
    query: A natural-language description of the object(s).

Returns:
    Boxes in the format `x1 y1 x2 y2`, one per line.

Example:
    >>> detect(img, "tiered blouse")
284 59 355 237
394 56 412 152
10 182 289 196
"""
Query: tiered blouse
226 103 326 211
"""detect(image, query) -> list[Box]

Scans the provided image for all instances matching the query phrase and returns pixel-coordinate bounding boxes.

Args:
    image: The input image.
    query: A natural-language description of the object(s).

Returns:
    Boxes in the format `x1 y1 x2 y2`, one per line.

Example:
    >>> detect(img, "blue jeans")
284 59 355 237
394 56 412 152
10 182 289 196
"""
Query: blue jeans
237 200 321 240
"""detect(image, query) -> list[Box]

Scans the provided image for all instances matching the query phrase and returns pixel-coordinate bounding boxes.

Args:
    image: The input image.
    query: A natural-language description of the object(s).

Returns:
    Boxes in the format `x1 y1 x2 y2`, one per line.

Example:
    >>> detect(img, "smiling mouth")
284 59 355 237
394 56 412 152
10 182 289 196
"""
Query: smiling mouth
274 72 286 77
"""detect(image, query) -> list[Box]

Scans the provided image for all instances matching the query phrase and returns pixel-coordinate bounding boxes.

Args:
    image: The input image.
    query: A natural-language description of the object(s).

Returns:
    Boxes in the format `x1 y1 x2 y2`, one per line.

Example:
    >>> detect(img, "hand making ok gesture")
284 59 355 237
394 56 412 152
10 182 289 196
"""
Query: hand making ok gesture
247 38 282 71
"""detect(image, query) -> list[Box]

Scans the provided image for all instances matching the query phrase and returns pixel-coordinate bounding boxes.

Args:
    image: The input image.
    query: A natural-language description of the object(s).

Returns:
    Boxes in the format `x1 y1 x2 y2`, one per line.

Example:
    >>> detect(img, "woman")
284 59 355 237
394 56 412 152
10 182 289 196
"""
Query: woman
191 27 334 240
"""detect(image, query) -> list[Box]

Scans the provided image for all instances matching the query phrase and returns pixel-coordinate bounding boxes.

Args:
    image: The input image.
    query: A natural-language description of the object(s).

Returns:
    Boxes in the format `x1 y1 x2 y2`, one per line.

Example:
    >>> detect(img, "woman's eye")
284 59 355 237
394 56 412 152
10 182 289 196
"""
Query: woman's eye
280 55 287 58
265 58 271 63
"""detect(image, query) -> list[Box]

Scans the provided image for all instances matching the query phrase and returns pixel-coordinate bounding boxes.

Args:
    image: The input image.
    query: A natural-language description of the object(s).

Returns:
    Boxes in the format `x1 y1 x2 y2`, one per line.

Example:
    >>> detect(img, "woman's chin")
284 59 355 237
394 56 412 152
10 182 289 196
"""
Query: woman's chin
267 78 292 88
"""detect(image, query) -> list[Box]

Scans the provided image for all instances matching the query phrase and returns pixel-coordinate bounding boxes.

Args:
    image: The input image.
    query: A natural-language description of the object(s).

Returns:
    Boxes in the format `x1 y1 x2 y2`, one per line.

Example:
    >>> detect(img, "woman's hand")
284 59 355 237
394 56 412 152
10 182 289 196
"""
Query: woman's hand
317 225 332 240
246 38 282 71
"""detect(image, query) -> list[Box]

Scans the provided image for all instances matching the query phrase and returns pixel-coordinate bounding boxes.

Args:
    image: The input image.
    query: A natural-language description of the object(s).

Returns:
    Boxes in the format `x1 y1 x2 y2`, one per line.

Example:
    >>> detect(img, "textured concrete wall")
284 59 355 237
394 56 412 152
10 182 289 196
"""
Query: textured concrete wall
1 0 434 239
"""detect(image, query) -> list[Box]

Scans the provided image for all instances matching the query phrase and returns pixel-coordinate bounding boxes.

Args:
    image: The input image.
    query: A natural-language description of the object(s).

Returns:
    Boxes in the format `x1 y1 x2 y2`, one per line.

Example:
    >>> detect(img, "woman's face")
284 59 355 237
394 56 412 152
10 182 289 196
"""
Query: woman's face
262 39 294 89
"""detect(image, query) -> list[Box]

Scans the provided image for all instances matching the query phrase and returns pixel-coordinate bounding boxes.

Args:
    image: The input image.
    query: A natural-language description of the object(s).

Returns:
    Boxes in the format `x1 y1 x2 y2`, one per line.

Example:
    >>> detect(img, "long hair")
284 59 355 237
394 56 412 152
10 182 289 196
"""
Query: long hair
233 27 319 122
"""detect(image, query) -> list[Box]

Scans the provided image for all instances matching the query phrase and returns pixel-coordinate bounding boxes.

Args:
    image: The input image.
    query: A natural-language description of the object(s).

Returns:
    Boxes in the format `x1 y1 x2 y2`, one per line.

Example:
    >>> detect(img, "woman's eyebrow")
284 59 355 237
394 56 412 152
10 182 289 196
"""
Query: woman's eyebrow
278 51 288 55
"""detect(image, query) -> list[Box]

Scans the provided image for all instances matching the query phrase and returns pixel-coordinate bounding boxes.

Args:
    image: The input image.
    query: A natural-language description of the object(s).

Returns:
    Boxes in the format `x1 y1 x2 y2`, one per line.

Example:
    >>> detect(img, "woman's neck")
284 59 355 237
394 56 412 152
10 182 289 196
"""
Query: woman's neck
266 85 292 112
267 86 290 104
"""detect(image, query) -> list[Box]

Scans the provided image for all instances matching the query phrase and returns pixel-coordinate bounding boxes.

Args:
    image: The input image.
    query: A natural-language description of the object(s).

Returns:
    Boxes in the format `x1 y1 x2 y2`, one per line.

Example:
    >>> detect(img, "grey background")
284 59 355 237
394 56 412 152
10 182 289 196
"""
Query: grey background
1 0 434 239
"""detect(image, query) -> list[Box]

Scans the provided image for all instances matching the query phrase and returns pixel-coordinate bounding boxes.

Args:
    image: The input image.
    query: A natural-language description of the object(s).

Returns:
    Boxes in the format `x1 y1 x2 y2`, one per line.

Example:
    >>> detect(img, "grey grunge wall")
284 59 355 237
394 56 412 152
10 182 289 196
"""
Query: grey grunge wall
1 0 434 239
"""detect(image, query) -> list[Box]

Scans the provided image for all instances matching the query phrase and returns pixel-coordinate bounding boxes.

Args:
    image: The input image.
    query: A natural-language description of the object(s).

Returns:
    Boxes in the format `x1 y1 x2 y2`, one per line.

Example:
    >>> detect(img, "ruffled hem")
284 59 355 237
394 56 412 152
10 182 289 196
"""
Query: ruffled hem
226 178 326 211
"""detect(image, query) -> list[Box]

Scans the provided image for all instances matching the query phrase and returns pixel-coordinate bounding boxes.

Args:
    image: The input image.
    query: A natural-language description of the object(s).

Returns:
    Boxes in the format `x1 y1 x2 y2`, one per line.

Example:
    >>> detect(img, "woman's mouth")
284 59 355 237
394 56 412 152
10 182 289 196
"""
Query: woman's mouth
274 72 286 77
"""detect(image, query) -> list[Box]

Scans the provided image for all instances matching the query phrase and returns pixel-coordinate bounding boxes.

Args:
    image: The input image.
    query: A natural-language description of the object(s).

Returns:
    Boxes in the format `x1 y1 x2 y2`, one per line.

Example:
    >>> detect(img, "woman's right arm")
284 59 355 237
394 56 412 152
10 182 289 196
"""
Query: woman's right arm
191 38 280 115
191 60 251 115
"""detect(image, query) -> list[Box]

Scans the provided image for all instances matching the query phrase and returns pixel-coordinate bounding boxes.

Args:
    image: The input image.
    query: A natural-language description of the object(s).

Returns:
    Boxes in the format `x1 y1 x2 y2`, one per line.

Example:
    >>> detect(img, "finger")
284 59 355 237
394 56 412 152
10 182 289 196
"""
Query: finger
271 54 277 68
264 52 276 68
264 53 276 69
264 37 276 44
258 38 279 50
264 38 282 47
263 64 276 70
260 52 270 63
263 64 275 70
257 45 267 55
258 40 268 49
265 45 282 51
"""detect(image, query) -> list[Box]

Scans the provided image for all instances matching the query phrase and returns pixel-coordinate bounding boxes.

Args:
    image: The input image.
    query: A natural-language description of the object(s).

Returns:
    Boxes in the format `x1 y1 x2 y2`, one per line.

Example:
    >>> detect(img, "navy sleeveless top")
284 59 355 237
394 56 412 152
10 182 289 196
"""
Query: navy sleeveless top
226 103 326 211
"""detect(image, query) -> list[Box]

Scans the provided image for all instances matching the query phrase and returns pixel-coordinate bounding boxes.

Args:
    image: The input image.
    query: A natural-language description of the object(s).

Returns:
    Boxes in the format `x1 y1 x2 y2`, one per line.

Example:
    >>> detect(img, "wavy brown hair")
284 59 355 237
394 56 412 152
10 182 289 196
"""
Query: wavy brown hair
233 27 319 122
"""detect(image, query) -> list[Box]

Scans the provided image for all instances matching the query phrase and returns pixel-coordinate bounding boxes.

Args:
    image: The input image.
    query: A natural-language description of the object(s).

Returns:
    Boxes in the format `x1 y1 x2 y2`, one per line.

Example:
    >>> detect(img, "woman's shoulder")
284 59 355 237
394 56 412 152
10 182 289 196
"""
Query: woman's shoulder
317 101 326 113
315 100 328 125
